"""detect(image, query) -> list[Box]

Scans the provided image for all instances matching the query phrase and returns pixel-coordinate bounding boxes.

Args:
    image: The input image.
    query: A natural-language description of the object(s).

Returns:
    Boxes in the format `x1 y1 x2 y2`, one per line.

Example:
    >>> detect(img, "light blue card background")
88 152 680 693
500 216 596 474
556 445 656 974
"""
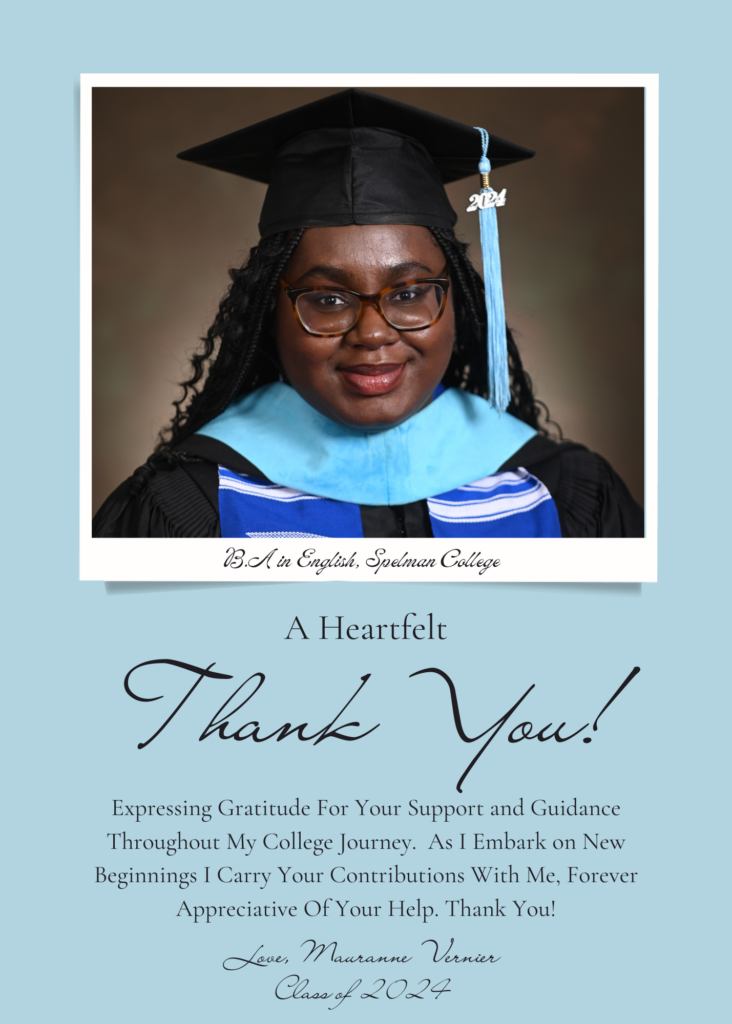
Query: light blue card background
2 3 730 1021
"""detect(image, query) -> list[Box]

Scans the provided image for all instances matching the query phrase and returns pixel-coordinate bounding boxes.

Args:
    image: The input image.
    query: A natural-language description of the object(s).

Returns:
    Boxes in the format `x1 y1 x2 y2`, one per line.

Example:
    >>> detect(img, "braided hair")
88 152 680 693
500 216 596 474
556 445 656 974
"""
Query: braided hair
158 225 556 451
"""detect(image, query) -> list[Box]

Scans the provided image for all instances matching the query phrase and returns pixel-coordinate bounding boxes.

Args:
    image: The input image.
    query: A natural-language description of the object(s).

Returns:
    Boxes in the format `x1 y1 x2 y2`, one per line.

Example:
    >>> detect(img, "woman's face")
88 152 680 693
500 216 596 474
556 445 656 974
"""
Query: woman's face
275 224 455 431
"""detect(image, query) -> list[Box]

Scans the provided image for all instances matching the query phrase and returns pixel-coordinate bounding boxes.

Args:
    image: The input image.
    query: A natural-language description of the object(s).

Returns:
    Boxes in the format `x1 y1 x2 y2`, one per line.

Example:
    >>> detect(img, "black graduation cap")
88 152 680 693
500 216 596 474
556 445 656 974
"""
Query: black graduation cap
177 88 535 238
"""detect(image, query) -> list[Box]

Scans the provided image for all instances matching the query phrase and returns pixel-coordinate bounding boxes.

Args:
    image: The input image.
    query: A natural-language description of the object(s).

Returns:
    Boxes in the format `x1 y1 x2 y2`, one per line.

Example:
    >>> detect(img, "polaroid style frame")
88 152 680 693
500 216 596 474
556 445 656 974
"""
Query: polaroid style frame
80 72 658 583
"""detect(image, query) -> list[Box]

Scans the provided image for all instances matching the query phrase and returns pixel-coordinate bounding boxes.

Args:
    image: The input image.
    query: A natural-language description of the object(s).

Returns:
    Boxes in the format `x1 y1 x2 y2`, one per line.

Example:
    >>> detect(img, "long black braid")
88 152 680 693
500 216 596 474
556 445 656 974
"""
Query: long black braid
157 225 557 452
157 227 305 450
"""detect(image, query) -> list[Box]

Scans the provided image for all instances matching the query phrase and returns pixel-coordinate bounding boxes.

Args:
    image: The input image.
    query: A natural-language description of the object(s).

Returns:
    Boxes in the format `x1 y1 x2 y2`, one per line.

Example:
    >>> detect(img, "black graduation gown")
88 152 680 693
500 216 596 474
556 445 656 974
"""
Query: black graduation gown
92 434 644 539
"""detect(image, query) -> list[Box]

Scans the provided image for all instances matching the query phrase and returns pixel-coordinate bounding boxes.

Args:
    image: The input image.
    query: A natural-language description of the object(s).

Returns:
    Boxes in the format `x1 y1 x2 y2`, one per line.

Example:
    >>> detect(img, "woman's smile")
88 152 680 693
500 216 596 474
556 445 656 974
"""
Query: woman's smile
338 361 407 396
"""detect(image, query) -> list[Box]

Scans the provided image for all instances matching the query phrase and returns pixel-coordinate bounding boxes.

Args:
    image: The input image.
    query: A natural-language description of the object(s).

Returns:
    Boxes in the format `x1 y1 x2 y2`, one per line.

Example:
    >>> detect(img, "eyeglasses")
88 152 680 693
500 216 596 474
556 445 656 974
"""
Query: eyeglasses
280 273 450 337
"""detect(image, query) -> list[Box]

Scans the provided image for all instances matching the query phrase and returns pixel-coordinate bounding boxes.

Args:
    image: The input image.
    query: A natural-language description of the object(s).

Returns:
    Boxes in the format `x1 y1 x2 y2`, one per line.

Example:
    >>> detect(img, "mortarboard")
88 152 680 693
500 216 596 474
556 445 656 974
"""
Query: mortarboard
178 89 534 411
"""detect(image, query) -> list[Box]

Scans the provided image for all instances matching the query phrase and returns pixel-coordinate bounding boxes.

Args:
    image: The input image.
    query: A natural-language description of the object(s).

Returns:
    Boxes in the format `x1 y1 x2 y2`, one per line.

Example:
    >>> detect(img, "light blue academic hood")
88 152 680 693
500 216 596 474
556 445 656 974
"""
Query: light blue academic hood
198 382 535 506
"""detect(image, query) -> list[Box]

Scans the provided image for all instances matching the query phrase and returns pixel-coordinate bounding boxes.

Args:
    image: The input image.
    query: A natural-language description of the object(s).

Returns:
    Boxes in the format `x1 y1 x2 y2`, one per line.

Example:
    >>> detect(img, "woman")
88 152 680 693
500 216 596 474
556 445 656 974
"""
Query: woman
93 89 643 540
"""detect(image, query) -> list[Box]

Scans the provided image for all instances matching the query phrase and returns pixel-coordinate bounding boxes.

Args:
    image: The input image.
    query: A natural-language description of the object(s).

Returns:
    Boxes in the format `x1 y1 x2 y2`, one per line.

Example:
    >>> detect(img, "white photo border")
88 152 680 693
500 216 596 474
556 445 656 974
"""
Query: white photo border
80 72 658 583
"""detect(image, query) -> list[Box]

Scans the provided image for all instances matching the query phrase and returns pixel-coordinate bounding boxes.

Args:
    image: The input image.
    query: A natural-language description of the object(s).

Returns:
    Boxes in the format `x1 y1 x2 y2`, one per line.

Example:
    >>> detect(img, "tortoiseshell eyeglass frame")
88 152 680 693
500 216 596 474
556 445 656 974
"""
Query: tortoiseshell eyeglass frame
279 273 451 338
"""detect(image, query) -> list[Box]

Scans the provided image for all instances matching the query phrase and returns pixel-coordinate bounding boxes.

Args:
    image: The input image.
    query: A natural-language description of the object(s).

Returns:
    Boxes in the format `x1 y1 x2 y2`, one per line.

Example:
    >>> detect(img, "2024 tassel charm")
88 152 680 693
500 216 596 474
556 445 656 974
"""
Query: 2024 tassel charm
468 127 510 412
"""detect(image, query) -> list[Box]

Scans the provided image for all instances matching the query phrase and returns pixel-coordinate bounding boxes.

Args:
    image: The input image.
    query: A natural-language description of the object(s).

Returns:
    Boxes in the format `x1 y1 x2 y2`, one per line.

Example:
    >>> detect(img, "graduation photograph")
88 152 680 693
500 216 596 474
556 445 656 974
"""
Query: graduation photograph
83 77 656 582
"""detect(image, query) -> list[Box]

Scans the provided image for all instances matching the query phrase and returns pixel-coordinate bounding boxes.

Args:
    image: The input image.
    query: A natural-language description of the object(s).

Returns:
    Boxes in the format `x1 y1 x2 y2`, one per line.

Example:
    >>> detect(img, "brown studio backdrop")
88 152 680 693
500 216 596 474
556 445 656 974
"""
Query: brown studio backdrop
92 86 644 514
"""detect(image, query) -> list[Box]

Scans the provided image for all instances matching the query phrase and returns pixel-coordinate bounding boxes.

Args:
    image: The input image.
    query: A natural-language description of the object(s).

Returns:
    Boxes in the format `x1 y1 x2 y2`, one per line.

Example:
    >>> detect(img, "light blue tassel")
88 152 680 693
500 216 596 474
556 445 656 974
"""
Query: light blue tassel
474 127 509 412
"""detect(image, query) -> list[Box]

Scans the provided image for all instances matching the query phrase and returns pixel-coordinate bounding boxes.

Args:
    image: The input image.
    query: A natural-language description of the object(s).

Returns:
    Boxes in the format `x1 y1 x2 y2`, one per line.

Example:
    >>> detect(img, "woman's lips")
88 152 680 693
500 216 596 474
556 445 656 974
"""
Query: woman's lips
339 363 407 396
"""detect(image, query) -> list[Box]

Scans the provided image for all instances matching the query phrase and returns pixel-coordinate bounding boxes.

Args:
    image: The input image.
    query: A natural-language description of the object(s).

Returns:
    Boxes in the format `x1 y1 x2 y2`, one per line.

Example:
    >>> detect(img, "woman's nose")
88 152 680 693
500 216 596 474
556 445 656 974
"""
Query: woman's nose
345 302 401 347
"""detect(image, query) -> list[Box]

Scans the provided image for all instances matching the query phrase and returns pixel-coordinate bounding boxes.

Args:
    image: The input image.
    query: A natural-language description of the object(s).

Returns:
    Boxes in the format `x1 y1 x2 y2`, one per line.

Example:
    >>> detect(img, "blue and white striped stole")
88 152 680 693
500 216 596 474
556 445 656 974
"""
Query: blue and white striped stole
218 466 561 539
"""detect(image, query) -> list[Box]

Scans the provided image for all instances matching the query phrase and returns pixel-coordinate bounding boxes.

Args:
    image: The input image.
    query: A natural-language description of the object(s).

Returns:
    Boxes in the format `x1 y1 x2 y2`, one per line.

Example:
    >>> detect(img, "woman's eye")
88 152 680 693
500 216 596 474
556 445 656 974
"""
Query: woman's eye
317 292 347 308
392 288 420 302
